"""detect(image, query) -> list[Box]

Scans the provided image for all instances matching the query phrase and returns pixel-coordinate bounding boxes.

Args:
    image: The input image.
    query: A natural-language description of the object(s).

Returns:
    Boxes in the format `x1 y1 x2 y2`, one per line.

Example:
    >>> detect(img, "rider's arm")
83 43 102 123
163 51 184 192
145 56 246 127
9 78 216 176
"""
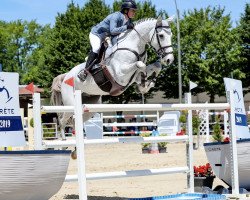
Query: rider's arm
109 15 127 36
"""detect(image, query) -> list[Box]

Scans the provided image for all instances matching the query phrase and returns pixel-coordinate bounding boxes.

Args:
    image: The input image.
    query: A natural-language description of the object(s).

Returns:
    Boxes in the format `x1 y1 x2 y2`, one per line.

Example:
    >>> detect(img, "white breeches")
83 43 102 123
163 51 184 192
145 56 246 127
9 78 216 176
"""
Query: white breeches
89 32 101 53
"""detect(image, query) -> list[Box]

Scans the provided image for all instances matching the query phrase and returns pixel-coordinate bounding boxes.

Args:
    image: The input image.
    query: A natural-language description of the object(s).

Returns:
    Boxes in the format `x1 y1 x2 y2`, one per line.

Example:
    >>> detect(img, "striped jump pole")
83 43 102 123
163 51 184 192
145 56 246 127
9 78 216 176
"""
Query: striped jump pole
103 114 158 119
102 113 159 136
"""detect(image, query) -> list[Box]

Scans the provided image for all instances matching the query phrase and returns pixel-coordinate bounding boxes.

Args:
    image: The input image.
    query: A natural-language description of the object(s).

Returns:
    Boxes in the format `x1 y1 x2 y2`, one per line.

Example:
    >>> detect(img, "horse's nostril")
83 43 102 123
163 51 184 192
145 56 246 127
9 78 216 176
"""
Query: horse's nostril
166 56 174 65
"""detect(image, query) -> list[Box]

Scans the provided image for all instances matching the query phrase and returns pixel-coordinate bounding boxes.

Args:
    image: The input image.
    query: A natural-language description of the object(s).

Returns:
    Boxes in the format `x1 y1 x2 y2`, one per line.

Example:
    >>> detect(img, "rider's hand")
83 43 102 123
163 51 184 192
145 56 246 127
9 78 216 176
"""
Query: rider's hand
127 22 134 29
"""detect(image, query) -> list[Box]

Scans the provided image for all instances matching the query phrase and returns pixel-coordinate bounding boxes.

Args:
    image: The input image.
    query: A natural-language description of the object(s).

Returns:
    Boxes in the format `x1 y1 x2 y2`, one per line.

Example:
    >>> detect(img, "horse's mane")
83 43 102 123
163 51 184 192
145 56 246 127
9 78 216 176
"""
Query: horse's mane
117 18 156 43
134 18 155 27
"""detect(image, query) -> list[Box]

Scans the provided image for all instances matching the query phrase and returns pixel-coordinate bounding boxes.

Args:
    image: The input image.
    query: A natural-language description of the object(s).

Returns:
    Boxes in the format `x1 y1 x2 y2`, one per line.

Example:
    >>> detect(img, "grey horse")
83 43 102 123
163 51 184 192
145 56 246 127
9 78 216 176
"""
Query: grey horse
51 16 174 141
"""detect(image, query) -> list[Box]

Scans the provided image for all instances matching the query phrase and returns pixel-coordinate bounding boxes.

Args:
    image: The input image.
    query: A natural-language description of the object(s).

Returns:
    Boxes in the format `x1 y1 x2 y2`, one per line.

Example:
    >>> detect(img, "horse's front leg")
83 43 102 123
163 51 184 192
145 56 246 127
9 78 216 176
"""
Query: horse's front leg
134 61 147 87
136 61 162 94
145 61 162 77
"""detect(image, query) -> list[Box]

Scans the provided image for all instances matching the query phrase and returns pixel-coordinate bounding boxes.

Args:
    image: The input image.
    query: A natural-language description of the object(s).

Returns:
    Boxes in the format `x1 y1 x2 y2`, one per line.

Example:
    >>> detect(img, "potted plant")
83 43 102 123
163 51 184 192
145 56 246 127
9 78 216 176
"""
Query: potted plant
157 142 167 153
193 115 201 149
157 133 168 153
212 116 223 142
179 110 187 134
192 115 201 135
141 132 151 154
193 163 215 189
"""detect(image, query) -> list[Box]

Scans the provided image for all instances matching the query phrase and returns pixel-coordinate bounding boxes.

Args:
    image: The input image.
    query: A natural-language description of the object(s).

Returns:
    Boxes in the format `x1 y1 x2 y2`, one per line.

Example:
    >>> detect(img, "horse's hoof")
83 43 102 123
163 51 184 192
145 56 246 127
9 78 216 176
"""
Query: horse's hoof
71 150 77 160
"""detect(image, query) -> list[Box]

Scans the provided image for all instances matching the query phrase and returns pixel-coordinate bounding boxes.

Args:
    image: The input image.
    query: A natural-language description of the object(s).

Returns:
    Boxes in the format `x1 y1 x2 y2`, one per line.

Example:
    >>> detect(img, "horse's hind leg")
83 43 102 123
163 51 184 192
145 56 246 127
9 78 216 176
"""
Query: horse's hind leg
58 112 73 140
82 94 102 122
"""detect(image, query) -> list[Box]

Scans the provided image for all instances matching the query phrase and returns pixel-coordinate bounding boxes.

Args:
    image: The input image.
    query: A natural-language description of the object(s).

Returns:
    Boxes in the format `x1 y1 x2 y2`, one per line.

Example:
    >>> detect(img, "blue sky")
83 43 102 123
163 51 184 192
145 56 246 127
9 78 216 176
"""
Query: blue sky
0 0 248 26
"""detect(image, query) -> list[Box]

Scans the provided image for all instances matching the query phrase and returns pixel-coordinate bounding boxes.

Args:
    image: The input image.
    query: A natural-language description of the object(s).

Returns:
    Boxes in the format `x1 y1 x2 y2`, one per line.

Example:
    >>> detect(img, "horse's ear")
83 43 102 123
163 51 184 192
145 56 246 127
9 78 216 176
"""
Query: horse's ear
162 14 166 20
156 16 162 26
167 15 175 23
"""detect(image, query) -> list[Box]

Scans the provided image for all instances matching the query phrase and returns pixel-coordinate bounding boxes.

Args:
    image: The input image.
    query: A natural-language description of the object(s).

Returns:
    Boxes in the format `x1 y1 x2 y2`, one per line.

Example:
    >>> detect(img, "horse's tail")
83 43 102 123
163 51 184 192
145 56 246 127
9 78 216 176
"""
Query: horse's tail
50 73 67 106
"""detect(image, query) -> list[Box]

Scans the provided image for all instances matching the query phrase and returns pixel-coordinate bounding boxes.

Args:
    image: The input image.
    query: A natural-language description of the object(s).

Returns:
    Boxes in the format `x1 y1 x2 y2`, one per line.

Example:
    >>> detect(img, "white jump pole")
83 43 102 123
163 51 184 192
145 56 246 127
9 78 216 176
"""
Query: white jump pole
205 108 210 143
74 90 87 200
65 167 189 181
84 103 230 112
44 135 188 148
228 90 239 195
41 103 230 113
185 93 194 193
33 93 43 150
223 110 228 136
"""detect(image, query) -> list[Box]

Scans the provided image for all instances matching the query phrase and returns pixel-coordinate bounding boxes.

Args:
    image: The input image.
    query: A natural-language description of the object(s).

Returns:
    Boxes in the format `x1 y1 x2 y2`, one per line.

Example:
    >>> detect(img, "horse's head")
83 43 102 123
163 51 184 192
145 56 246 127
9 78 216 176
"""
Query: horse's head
150 16 174 66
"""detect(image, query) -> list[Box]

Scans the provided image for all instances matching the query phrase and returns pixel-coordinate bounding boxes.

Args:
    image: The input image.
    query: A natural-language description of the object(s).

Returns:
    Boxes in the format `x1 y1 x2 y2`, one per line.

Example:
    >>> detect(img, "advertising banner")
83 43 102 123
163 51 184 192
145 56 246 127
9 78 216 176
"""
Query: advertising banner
0 72 26 146
224 78 250 139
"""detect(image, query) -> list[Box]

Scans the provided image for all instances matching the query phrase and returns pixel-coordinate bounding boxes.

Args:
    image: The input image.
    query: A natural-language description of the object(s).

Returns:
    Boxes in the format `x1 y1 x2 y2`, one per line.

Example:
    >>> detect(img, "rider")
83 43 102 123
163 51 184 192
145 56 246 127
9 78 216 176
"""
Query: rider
77 0 137 82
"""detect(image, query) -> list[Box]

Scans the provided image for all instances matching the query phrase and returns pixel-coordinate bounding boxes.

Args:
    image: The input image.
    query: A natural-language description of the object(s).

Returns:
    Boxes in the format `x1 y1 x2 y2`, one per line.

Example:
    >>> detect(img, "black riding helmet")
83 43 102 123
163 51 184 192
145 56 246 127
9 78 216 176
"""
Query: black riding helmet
121 0 137 13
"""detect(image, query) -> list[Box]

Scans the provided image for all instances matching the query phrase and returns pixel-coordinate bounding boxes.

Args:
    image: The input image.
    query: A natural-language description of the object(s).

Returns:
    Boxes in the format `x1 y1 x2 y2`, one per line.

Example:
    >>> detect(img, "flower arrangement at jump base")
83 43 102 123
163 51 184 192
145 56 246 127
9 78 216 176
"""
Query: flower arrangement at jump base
194 163 214 177
223 137 230 143
193 163 215 189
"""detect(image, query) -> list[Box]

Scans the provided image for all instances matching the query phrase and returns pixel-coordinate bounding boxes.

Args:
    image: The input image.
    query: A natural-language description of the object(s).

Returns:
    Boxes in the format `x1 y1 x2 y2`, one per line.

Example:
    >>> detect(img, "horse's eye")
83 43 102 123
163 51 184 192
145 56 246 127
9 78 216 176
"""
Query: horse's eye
158 34 164 39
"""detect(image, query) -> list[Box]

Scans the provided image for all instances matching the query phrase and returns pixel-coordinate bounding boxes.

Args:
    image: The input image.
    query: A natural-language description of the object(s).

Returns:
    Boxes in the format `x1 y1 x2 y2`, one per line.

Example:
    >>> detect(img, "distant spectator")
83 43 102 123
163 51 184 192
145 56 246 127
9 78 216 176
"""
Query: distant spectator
145 118 154 131
106 119 113 132
129 118 137 131
112 121 119 132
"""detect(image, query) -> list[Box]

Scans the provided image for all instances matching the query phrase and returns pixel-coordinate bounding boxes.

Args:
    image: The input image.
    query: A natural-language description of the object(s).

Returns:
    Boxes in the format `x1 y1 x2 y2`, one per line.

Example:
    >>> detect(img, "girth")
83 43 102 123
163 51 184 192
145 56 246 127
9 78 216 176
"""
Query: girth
91 64 135 96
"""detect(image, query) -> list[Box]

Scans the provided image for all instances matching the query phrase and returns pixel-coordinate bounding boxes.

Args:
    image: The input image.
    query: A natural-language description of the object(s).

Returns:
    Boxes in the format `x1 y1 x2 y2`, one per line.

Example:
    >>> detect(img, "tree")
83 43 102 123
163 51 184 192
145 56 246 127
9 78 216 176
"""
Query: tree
238 3 250 92
159 7 245 102
0 20 44 83
21 24 53 88
0 21 8 69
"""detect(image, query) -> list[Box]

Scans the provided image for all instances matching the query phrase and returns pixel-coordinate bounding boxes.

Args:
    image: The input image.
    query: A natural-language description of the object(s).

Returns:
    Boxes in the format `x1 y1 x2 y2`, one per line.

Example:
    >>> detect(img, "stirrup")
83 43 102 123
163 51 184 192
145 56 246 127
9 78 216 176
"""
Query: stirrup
77 70 88 82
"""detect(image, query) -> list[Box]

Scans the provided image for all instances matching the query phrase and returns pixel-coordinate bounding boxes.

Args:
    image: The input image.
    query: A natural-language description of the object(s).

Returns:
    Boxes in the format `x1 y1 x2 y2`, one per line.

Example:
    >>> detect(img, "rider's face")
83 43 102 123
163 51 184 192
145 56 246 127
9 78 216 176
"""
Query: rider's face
128 9 136 18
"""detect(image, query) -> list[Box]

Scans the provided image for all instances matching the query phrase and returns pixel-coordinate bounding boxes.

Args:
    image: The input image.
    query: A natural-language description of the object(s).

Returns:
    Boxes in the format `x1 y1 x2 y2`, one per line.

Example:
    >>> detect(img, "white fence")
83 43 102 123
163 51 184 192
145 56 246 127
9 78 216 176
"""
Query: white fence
33 91 240 199
198 110 250 144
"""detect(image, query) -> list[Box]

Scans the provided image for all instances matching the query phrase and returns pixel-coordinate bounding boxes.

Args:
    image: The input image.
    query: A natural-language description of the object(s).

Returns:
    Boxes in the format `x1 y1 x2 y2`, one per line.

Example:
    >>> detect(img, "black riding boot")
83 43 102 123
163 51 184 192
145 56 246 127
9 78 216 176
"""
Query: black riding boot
78 51 98 82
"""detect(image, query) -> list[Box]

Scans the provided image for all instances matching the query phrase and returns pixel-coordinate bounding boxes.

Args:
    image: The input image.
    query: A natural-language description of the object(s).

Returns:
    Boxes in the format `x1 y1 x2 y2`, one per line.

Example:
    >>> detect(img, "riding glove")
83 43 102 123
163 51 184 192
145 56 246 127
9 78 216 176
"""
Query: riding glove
127 22 134 29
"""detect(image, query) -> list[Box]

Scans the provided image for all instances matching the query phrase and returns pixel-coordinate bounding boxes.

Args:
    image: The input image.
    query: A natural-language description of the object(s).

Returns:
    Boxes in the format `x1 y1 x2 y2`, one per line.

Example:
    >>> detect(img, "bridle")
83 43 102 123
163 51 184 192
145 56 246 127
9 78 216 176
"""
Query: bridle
108 21 173 62
130 23 173 60
149 25 173 58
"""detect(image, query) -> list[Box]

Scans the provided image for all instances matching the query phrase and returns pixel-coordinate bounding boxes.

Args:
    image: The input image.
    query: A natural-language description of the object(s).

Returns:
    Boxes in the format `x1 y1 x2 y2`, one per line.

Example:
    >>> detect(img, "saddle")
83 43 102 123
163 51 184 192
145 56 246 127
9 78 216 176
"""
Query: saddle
89 40 127 96
91 65 125 96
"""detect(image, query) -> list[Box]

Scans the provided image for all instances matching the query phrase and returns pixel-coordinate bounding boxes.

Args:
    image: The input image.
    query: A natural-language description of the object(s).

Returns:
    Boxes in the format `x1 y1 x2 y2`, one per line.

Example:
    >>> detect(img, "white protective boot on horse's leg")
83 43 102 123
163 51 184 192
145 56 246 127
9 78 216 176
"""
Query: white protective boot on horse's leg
136 61 146 70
